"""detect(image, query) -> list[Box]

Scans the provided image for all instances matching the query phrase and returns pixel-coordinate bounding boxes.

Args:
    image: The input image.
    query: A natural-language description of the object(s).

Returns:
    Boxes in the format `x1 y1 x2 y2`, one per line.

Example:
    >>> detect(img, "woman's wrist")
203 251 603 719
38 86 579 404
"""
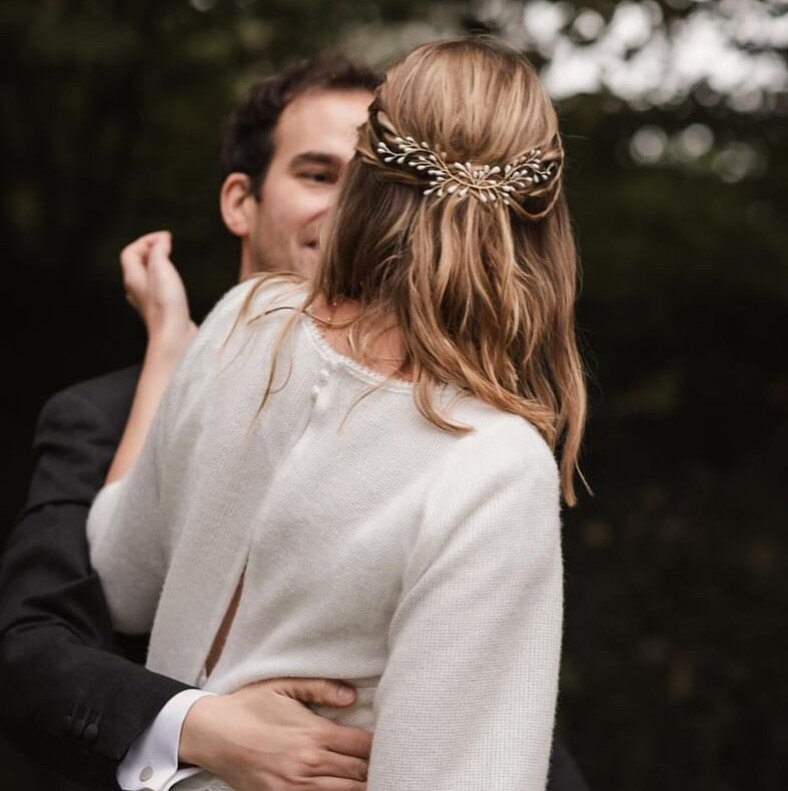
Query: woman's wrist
146 320 198 362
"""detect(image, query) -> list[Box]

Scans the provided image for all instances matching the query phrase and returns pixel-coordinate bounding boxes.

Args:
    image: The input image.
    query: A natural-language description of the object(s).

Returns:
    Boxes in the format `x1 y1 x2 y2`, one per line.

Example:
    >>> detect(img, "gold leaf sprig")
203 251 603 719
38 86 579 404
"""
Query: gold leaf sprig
376 136 557 205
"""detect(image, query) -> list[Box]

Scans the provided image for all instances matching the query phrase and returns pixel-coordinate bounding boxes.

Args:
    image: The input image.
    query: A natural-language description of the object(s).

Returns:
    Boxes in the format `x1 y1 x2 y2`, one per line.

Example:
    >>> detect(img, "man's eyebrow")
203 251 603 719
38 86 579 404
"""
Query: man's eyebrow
289 152 342 169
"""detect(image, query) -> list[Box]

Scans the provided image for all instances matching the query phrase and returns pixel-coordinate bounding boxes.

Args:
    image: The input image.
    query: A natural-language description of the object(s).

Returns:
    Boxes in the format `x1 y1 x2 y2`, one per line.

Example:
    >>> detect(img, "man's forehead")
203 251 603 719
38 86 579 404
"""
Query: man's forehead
272 88 373 164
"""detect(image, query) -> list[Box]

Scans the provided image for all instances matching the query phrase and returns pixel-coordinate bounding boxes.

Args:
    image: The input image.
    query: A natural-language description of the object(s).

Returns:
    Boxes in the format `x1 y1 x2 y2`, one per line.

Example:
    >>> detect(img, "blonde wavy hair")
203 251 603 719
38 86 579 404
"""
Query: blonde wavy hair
240 37 588 505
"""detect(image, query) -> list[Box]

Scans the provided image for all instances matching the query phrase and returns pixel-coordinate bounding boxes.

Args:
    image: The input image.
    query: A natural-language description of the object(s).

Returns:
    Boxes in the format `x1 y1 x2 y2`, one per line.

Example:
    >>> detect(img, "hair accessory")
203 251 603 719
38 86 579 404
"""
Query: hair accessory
375 136 558 205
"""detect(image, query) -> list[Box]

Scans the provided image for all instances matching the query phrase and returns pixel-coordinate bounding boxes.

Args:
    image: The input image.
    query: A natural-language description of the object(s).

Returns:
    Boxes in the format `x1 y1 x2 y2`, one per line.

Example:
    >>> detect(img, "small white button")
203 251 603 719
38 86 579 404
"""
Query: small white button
319 368 330 382
139 767 154 782
310 385 320 398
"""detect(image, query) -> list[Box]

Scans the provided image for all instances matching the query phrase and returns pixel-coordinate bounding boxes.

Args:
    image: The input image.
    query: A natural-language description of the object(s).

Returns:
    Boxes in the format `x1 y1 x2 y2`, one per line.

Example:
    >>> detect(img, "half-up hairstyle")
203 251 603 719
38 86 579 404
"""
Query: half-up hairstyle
242 36 587 505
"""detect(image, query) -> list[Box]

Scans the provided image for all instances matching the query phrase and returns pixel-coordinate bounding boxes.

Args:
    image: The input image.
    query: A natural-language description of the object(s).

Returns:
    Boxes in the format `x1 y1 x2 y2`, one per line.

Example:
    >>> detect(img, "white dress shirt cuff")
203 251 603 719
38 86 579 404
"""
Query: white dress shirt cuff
117 688 215 791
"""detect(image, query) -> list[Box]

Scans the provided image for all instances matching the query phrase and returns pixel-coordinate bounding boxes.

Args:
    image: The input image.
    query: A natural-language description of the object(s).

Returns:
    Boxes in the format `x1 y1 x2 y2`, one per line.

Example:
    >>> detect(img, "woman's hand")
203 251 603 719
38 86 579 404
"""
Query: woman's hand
120 230 197 353
105 231 197 483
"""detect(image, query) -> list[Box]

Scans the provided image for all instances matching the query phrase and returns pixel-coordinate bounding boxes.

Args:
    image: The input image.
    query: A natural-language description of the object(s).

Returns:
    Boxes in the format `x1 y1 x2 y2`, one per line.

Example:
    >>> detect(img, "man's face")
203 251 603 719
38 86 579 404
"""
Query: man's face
244 88 373 278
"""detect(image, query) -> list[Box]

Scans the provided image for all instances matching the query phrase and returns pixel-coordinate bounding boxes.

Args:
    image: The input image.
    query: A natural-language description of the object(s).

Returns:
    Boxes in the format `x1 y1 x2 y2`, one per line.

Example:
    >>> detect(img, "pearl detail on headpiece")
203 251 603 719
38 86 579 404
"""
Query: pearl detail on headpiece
375 136 558 205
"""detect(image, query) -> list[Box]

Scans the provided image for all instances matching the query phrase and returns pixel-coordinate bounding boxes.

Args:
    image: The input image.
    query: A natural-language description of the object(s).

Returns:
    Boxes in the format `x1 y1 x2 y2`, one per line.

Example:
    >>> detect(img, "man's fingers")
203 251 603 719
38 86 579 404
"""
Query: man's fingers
304 750 368 782
313 779 366 791
274 677 357 708
320 722 373 759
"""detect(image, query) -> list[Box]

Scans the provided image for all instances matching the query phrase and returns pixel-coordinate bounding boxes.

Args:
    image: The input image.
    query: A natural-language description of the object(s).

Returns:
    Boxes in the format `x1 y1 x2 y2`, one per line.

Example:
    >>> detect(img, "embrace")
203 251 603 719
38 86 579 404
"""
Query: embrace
1 37 587 791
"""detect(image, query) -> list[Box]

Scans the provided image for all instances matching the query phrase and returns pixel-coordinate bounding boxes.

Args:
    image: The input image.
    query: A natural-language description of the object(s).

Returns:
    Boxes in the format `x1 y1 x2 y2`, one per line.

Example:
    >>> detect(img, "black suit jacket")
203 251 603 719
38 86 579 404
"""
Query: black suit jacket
0 366 588 791
0 367 189 790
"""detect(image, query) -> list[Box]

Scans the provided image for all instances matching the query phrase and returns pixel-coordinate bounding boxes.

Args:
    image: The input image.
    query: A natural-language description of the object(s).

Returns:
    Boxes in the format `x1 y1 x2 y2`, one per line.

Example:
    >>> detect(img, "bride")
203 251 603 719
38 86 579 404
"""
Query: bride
88 36 587 791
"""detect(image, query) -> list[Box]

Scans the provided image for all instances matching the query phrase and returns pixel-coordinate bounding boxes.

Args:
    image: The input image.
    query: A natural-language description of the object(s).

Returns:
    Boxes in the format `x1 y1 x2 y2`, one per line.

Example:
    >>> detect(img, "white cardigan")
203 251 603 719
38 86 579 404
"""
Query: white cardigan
87 278 564 791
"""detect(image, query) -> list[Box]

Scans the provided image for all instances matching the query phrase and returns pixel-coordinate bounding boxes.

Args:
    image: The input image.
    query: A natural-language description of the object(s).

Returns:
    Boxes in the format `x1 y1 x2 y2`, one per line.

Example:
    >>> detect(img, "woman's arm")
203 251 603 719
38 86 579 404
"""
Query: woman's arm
86 231 196 633
106 231 196 483
370 422 563 791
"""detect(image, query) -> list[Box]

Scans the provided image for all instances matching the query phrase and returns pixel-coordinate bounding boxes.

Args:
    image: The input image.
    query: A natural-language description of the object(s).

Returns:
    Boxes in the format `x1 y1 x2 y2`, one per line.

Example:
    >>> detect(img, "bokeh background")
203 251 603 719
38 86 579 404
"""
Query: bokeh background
1 1 786 789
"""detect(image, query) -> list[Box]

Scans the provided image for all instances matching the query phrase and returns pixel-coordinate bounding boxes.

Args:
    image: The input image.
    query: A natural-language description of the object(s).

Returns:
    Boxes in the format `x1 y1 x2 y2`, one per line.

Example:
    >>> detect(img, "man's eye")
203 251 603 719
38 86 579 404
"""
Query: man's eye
300 171 334 184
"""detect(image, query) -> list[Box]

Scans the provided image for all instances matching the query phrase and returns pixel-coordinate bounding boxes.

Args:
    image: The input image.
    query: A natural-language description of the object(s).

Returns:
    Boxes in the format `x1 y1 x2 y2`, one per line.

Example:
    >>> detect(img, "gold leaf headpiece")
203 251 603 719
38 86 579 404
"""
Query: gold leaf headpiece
367 101 561 211
375 136 558 205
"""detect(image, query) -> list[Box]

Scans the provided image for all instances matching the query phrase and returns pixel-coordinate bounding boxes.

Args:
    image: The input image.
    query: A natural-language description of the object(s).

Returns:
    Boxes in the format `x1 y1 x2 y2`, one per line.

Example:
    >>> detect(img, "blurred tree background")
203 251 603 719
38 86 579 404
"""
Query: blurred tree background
1 0 786 789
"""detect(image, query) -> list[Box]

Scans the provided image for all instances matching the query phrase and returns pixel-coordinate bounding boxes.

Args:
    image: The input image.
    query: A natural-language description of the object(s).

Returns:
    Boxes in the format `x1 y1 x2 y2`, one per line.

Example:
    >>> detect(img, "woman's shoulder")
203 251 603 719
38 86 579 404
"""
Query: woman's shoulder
215 274 309 317
169 275 307 382
418 404 560 540
409 409 561 583
195 274 308 344
447 400 558 482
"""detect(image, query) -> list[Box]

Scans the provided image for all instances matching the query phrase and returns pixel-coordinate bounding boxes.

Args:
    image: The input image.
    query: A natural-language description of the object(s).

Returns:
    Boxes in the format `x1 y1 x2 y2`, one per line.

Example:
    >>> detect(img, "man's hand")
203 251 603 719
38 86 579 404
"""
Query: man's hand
180 678 371 791
120 230 196 348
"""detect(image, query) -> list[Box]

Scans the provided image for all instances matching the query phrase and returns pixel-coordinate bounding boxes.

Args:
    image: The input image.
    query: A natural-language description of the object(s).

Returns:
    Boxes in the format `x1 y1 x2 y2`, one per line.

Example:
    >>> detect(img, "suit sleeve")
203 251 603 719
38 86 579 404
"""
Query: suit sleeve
368 426 564 791
0 385 190 791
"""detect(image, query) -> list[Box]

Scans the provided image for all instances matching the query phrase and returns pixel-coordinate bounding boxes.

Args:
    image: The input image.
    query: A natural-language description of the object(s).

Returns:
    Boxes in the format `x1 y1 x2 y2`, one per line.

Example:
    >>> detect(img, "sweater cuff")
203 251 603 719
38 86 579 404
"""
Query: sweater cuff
86 478 123 547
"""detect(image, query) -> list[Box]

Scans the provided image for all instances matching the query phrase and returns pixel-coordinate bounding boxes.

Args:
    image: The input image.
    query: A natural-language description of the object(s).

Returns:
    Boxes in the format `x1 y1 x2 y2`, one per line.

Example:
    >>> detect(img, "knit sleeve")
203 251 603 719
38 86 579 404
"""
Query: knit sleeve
86 276 299 634
85 401 168 634
368 419 563 791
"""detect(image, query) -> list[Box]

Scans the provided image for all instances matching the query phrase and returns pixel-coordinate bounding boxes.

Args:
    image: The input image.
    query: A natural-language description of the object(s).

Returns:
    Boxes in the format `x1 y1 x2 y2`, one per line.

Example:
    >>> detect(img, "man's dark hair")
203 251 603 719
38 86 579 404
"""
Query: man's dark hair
220 55 383 197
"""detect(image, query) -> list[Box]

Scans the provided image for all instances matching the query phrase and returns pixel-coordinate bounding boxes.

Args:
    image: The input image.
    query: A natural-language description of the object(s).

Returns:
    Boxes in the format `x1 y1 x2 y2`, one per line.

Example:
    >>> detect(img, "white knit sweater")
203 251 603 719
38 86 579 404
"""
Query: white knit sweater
87 278 564 791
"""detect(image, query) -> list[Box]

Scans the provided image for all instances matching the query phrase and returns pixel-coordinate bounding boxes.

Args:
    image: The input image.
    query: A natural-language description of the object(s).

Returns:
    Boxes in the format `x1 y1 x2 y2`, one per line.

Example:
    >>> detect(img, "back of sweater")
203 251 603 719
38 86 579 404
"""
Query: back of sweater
88 277 563 791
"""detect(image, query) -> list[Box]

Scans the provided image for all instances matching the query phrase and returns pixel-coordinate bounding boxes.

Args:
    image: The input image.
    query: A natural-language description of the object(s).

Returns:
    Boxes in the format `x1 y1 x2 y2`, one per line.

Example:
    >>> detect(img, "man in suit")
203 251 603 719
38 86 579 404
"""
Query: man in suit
0 56 380 791
0 55 589 791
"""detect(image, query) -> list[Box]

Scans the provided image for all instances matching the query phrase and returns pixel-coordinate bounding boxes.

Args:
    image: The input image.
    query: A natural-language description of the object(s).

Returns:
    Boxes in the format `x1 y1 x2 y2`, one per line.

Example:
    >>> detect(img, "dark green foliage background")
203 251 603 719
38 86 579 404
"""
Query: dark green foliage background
1 2 785 789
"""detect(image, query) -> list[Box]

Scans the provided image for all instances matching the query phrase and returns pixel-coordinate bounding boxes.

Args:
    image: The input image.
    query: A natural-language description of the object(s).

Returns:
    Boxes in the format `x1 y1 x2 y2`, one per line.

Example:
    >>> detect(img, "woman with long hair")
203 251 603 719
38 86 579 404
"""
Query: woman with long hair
88 37 587 790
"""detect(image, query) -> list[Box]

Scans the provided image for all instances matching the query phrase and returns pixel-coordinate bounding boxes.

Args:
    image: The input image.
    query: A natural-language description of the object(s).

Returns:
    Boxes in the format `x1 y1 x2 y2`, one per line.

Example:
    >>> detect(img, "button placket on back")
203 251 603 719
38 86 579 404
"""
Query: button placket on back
310 368 332 411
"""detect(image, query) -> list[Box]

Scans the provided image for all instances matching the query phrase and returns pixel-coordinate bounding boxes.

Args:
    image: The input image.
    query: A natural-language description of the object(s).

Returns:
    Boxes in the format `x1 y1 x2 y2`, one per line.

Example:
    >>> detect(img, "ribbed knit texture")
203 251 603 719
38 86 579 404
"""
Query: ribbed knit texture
87 279 564 791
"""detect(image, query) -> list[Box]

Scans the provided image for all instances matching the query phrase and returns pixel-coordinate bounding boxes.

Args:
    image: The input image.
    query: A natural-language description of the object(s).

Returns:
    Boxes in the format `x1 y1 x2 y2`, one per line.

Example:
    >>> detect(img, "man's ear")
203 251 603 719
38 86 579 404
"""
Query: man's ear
220 173 257 237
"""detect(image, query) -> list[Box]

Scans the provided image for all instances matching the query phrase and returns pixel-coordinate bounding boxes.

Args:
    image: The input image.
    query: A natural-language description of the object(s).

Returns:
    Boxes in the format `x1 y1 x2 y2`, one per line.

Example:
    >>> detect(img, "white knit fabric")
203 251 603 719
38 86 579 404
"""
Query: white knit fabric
87 278 564 791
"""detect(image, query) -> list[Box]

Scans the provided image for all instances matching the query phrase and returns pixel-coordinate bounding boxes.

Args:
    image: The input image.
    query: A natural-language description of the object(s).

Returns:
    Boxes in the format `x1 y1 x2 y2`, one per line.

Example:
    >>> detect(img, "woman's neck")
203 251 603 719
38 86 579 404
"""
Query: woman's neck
309 293 413 381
